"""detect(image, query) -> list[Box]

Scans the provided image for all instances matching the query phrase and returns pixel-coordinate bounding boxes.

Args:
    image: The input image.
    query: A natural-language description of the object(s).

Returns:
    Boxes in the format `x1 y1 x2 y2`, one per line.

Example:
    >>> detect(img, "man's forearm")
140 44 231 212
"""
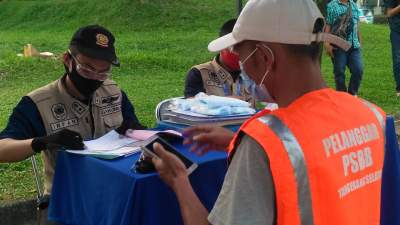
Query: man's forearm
387 5 400 17
0 138 35 163
174 178 211 225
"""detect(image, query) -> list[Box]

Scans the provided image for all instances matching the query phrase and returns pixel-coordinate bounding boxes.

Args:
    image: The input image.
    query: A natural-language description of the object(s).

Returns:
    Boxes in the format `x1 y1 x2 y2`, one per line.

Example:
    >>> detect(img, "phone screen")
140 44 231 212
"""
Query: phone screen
142 135 198 174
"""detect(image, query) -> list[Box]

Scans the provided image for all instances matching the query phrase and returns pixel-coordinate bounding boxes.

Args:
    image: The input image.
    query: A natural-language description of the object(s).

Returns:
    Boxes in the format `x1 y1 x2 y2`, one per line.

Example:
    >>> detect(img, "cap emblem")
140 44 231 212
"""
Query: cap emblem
96 33 109 47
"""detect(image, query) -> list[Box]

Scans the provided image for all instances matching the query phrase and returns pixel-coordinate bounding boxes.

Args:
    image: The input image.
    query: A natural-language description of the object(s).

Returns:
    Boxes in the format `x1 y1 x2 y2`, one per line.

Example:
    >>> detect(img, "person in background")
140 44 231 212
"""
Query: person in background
325 0 363 96
151 0 385 224
184 19 254 105
0 25 144 225
385 0 400 96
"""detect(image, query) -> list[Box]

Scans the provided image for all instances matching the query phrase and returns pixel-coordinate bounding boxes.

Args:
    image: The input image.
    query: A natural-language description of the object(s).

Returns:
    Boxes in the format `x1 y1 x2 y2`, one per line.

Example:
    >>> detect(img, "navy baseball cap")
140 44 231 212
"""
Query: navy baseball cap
69 25 120 66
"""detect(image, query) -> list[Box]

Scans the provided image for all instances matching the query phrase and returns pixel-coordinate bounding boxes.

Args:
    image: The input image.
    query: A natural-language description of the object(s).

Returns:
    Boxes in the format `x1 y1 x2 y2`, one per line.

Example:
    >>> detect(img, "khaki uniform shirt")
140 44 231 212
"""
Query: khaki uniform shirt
28 76 123 194
193 58 255 106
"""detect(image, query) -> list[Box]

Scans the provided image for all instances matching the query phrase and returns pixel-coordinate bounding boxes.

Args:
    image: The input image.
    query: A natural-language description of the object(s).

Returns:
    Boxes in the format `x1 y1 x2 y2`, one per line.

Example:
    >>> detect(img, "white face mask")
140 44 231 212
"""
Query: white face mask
238 62 255 91
239 44 275 103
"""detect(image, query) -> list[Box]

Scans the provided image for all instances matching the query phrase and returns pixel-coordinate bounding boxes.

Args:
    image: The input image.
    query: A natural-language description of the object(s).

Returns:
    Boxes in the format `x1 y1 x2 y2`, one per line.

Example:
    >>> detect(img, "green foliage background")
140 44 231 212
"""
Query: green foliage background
0 0 396 202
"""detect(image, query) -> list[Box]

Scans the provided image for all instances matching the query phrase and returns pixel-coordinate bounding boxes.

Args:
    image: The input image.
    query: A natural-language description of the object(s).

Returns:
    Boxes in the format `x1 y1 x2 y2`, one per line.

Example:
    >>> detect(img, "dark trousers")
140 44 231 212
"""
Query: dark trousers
332 47 363 95
390 30 400 91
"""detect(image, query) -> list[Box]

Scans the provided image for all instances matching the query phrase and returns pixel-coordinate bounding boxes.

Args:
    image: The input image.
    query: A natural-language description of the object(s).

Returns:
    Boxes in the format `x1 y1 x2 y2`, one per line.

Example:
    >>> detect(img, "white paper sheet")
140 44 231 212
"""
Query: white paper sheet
83 130 137 151
66 130 142 159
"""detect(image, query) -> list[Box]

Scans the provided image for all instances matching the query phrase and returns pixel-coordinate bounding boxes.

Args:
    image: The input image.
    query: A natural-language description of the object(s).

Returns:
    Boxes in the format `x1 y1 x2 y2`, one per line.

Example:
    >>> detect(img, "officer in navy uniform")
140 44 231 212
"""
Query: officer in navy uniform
0 25 144 225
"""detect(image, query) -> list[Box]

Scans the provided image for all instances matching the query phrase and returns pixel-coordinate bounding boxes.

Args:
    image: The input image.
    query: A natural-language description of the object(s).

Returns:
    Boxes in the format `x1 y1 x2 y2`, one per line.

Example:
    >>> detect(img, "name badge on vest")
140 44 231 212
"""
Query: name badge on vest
100 104 121 116
50 118 79 132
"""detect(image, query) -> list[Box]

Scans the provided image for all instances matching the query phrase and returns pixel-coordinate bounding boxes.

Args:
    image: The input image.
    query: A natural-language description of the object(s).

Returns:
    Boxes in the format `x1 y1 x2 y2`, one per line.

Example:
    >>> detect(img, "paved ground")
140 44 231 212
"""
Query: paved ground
0 198 36 225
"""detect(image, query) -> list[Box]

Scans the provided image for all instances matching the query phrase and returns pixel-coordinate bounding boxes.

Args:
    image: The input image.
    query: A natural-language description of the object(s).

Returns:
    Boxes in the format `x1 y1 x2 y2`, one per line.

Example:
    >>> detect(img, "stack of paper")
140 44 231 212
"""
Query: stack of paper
66 129 183 159
66 130 143 159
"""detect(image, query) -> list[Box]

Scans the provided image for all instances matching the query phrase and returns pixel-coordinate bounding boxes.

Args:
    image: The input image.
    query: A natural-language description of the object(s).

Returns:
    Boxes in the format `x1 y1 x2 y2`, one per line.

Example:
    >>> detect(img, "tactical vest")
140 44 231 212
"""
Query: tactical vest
28 77 123 194
193 58 255 105
228 88 385 225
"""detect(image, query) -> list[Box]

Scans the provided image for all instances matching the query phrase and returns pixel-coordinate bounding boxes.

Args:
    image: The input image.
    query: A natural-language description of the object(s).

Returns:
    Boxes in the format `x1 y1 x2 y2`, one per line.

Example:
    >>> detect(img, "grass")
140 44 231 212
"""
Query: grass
0 0 397 202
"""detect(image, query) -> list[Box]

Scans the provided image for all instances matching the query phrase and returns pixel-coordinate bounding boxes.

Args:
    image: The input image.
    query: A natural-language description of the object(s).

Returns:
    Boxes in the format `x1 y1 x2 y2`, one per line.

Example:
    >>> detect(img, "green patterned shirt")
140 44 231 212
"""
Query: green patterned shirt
326 0 361 48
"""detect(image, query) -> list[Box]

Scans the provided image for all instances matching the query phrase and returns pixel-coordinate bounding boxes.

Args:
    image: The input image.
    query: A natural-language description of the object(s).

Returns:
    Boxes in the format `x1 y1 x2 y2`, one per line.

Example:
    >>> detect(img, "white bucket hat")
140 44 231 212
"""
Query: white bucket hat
208 0 351 52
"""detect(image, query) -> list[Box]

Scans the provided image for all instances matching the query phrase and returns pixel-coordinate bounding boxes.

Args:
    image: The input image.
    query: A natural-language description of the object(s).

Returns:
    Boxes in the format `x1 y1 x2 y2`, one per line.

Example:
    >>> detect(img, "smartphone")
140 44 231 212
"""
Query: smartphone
141 135 198 175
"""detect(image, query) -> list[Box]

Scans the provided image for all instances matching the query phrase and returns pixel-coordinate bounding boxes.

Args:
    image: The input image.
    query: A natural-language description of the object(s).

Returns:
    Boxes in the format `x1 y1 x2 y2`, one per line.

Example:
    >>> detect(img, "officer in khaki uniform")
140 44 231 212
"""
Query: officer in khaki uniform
184 19 255 105
0 25 143 225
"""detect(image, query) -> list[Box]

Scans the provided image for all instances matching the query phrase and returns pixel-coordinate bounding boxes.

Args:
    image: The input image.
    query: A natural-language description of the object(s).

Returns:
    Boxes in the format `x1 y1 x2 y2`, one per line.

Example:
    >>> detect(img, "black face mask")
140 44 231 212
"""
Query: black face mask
65 61 104 99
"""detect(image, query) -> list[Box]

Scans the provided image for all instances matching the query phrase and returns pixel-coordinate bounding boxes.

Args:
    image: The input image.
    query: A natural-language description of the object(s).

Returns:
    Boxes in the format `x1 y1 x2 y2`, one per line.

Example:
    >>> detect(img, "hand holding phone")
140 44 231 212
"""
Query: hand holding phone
142 135 198 175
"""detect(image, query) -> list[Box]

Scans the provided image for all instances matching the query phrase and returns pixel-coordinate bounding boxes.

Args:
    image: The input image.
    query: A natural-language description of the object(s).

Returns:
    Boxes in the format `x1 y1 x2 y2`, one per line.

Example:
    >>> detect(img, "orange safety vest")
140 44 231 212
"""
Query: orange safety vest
228 88 385 225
